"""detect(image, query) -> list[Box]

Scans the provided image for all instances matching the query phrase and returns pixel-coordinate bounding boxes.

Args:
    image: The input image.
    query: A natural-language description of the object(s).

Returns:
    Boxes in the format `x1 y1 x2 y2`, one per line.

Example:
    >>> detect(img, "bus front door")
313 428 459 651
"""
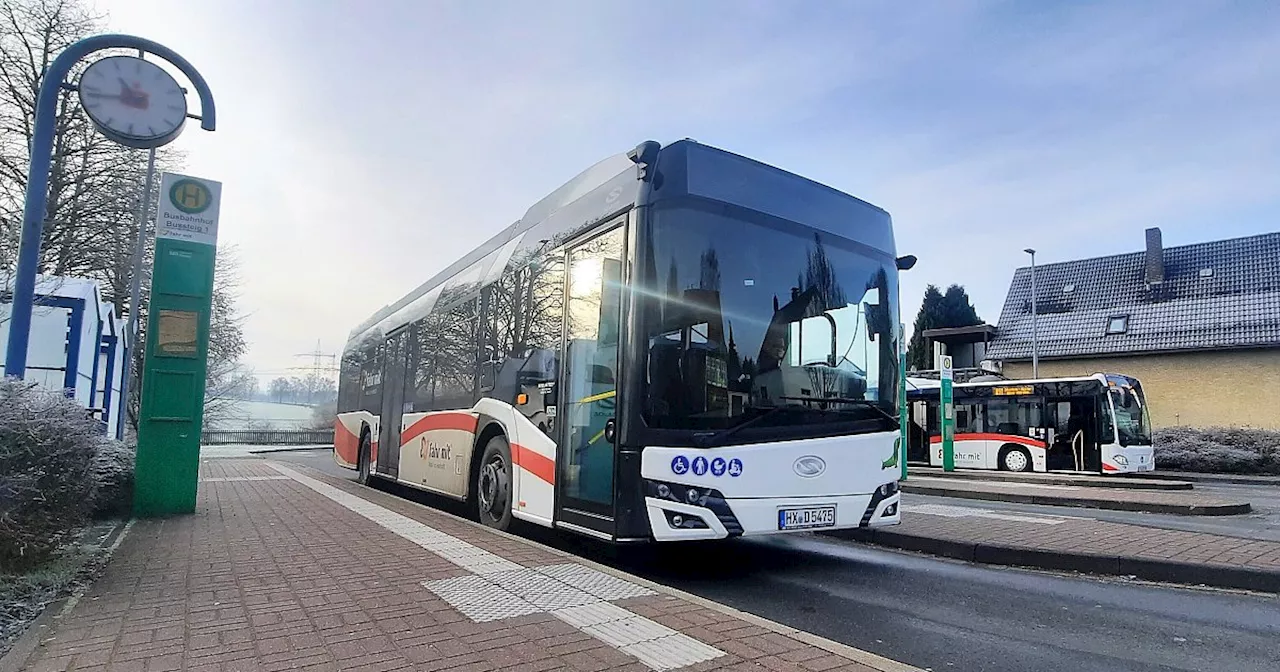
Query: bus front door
376 329 409 479
1046 398 1099 472
555 224 626 539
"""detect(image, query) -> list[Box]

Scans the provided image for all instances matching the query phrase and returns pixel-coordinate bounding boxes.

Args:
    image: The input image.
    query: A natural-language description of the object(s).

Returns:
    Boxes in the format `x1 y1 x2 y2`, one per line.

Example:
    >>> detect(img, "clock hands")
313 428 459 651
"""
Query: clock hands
111 77 150 111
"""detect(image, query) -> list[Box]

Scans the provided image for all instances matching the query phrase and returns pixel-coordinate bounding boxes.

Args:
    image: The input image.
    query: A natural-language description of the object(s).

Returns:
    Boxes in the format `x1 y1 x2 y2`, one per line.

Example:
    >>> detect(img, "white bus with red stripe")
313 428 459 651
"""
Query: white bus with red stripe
904 372 1154 474
334 139 909 542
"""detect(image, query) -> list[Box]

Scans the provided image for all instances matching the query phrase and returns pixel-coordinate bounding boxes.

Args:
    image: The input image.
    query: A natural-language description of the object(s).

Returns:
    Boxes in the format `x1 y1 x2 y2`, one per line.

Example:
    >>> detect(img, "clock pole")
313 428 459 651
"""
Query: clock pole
124 146 156 382
2 34 216 380
125 48 158 371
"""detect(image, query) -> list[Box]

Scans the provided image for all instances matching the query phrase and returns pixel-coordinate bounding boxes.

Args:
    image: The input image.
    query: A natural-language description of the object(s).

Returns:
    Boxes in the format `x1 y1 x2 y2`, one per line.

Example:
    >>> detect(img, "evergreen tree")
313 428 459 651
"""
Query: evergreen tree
906 284 982 370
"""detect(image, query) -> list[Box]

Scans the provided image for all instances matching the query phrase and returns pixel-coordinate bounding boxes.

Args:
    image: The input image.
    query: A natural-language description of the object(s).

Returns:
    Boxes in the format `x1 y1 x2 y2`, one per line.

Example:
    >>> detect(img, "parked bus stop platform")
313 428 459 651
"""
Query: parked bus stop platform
3 459 918 672
899 475 1252 516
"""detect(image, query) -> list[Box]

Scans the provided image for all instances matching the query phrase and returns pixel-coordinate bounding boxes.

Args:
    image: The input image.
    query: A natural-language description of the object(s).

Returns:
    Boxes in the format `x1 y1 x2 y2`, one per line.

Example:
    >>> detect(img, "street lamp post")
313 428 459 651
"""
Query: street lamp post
2 34 215 380
1024 248 1039 378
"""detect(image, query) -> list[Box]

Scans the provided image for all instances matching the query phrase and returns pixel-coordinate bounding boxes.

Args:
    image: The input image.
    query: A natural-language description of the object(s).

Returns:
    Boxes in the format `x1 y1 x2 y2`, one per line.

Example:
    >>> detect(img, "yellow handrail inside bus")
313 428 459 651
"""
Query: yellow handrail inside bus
576 389 616 405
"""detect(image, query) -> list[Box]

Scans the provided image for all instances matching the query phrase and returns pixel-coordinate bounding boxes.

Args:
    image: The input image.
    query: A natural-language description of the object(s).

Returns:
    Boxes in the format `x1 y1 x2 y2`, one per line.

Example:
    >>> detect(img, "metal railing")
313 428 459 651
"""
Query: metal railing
200 429 332 446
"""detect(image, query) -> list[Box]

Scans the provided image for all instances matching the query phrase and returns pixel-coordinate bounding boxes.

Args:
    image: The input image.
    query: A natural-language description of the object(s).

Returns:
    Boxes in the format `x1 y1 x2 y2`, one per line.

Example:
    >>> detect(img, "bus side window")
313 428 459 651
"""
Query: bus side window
955 404 982 434
987 399 1016 435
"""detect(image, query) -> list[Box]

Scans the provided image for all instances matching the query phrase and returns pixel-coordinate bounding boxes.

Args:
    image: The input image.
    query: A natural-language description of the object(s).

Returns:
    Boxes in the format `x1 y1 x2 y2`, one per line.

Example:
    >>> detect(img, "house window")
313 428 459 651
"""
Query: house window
1106 315 1129 335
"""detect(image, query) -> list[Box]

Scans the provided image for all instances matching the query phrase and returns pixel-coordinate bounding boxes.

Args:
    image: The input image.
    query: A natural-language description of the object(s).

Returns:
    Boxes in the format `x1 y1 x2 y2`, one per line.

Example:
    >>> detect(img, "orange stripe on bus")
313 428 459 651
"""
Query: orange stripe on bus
512 443 555 485
929 433 1047 449
334 420 360 466
401 412 479 445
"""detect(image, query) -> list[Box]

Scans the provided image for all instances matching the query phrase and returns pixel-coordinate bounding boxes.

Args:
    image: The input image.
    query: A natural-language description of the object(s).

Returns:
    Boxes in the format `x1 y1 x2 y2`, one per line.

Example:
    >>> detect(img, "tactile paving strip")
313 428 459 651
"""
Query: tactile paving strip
272 464 724 671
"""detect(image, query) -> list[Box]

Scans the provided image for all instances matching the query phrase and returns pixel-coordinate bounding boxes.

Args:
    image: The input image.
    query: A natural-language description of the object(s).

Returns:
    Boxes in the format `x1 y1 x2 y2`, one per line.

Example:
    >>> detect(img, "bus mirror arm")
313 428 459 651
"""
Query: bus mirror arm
628 140 661 182
821 313 837 367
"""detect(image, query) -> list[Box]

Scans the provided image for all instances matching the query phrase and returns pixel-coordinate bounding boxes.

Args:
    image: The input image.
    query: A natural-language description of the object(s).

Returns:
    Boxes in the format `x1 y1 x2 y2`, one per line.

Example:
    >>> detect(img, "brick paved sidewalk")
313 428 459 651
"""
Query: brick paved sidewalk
842 503 1280 592
7 459 916 672
901 476 1251 515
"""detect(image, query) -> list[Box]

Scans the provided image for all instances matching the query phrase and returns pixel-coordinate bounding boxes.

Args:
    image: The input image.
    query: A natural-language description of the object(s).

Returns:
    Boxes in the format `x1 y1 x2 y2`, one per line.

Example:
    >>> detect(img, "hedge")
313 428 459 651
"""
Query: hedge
1153 426 1280 476
0 379 134 571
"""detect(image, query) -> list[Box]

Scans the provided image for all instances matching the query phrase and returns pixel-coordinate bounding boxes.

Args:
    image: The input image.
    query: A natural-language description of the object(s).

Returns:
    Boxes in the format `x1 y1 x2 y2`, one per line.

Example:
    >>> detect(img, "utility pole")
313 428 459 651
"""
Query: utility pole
1024 248 1039 378
290 340 338 404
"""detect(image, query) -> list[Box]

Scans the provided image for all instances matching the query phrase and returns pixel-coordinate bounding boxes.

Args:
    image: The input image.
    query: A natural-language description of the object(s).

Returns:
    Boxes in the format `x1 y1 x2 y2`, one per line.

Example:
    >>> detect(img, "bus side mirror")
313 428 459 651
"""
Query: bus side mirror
896 255 917 271
479 360 497 392
628 140 661 182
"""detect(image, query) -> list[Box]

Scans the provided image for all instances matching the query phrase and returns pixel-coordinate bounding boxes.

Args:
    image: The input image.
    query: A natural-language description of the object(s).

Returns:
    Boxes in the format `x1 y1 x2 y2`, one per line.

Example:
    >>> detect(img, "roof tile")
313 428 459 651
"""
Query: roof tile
987 232 1280 360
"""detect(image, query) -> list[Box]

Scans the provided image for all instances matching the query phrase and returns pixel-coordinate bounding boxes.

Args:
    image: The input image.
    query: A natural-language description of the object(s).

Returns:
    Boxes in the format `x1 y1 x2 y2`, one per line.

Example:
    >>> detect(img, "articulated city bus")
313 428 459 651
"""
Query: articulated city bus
904 373 1154 474
334 139 908 542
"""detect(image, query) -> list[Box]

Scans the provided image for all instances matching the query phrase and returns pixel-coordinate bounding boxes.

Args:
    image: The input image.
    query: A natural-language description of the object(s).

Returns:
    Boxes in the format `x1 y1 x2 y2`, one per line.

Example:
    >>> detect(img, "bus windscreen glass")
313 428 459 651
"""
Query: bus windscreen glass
1107 375 1152 446
640 202 899 438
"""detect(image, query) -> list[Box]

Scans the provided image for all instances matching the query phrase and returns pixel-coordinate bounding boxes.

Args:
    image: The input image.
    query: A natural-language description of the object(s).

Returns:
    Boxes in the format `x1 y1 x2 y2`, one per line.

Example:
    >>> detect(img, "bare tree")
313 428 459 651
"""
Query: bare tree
201 246 252 425
0 0 247 435
0 0 183 293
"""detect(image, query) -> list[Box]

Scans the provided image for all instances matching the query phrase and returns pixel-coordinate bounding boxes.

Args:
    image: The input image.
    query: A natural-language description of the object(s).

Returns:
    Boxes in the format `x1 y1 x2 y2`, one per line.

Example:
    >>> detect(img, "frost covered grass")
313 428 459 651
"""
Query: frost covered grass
1154 426 1280 475
0 522 119 658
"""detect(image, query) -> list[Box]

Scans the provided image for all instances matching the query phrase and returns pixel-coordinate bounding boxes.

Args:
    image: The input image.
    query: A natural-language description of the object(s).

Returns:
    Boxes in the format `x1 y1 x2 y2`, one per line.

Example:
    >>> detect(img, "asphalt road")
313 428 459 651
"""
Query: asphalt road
261 449 1280 672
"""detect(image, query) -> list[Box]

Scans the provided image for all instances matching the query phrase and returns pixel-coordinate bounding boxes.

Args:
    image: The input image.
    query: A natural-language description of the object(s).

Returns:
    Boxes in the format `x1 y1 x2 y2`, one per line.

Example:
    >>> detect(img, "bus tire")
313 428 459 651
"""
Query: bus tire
1000 445 1032 472
357 430 372 485
474 434 513 531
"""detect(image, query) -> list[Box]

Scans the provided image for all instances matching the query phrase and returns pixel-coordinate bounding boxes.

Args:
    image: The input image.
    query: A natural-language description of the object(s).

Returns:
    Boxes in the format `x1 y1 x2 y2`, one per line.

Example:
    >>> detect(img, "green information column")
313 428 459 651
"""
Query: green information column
133 172 223 517
940 355 955 472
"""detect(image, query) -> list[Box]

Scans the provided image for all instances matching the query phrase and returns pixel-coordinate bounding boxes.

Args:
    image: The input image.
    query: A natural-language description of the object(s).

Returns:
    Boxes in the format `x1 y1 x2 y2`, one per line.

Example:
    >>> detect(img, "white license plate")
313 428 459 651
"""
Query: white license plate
778 506 836 530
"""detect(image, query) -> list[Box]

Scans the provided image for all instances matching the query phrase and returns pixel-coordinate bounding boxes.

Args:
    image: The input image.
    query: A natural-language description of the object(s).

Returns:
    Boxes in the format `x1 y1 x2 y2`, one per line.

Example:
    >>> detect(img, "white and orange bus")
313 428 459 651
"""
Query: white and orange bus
334 139 910 542
904 373 1155 474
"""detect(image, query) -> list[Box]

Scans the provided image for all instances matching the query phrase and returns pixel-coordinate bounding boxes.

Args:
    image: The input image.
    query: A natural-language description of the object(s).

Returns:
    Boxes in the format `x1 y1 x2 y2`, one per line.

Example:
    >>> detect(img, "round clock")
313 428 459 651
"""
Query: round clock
77 56 188 149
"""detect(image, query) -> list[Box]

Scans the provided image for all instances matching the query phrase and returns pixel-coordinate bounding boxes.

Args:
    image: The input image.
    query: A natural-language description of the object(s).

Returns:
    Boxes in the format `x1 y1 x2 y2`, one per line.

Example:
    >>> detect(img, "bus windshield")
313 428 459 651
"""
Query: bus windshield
640 202 899 438
1108 377 1152 446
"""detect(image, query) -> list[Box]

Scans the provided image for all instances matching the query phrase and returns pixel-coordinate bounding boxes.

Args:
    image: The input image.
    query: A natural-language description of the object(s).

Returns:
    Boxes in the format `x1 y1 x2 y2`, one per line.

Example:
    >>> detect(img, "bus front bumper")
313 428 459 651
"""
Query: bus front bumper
1104 446 1156 473
644 481 901 541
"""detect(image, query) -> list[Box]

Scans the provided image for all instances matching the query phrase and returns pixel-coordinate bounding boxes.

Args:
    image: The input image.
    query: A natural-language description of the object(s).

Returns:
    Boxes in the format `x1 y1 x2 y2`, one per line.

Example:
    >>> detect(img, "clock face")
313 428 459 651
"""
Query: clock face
78 56 188 149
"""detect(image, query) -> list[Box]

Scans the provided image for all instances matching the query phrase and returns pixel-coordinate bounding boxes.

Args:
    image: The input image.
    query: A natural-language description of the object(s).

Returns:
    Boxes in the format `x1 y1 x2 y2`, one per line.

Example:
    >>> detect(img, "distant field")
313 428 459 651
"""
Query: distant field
206 400 317 430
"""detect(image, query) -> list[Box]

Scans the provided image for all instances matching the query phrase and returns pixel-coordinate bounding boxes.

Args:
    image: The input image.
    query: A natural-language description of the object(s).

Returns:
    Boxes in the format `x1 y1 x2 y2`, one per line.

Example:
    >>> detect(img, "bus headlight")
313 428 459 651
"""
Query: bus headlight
664 510 709 530
878 481 899 497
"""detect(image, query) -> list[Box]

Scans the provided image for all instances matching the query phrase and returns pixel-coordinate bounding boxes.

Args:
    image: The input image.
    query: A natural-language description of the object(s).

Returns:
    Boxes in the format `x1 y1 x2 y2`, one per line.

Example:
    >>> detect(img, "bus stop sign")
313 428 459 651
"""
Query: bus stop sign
133 172 222 517
940 356 955 472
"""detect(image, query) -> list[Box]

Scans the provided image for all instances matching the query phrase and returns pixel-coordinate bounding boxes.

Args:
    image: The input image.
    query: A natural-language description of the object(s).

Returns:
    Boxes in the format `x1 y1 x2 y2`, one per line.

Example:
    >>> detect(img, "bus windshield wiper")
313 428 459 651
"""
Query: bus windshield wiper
692 405 804 448
778 396 898 424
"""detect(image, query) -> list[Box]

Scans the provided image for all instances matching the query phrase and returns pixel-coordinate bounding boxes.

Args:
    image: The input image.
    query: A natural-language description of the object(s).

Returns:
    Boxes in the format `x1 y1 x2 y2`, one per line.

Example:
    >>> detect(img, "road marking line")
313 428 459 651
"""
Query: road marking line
911 477 1082 491
910 503 1071 525
270 463 723 671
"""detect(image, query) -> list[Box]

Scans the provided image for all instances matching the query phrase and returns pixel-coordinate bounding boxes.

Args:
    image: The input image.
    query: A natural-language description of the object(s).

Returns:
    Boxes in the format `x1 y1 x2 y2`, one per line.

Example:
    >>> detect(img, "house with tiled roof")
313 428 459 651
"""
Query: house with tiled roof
985 228 1280 429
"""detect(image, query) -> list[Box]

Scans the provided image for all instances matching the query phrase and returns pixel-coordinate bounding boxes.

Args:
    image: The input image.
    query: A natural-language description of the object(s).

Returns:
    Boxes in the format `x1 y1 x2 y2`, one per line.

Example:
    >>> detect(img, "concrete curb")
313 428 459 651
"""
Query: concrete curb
907 467 1193 491
284 461 924 672
900 482 1252 516
1128 471 1280 486
831 528 1280 594
245 444 331 454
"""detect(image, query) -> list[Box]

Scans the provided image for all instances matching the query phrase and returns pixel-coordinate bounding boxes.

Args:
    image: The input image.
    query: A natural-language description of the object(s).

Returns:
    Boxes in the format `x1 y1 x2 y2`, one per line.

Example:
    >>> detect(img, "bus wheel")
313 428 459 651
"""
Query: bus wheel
476 435 513 531
1000 445 1032 472
357 432 372 485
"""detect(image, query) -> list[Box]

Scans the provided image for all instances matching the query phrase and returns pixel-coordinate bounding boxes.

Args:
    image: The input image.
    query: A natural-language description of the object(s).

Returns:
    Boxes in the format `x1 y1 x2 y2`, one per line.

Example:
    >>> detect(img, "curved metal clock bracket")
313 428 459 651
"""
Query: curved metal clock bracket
47 33 216 132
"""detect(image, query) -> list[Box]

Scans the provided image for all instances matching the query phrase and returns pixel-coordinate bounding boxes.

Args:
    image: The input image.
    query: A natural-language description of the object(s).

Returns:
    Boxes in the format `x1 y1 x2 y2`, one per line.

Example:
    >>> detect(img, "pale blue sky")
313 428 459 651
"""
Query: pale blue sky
101 0 1280 380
